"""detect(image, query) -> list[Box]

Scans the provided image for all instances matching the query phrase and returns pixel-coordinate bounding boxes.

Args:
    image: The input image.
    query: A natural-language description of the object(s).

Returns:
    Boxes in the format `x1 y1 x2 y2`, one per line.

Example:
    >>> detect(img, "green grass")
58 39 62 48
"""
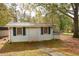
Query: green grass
63 33 73 35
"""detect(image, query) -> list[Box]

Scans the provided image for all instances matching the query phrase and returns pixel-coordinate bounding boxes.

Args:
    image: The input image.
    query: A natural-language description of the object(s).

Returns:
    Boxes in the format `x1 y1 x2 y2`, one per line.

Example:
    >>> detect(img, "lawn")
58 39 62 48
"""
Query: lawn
63 33 73 35
0 39 63 56
0 35 79 56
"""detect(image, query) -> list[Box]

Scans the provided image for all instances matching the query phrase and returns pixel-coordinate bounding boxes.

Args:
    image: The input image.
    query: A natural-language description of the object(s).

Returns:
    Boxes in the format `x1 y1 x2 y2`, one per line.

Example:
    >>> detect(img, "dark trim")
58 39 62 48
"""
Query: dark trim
48 27 51 34
13 27 16 36
41 27 43 35
23 27 26 36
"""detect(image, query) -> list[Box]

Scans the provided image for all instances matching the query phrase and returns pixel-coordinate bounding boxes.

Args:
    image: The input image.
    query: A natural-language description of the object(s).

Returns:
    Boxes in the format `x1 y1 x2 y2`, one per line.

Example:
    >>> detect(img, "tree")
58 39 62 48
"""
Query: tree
37 3 79 38
56 3 79 38
0 3 14 26
9 3 18 22
17 3 37 22
72 4 79 37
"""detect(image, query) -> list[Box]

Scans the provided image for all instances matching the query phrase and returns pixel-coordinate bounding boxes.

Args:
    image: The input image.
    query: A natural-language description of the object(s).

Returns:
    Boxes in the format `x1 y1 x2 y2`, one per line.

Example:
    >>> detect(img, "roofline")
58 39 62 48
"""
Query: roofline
6 22 54 27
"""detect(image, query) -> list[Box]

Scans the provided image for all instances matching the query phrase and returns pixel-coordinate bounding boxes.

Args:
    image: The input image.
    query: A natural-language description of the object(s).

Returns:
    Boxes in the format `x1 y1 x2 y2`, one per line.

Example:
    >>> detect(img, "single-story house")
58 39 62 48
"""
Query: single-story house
6 22 59 42
0 27 8 38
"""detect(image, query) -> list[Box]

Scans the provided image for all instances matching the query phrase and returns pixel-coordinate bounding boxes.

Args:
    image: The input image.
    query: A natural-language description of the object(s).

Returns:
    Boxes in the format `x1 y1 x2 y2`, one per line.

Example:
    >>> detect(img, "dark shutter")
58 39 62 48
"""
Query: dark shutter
13 27 16 36
41 27 43 35
48 27 51 34
23 27 26 36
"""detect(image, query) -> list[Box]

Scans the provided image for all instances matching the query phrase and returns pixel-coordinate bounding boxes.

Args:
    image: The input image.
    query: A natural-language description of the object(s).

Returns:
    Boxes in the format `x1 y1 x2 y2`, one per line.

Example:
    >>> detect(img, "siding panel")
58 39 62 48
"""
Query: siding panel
10 27 58 42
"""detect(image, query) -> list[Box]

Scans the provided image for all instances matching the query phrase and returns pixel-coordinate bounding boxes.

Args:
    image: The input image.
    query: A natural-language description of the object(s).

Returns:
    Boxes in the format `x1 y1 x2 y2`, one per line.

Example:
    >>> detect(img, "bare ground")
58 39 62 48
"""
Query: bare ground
0 34 79 56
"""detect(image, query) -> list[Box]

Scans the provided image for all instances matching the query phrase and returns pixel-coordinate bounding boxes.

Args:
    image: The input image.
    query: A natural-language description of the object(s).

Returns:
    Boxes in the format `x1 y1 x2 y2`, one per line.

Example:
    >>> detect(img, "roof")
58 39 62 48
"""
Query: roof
6 22 53 27
0 27 8 30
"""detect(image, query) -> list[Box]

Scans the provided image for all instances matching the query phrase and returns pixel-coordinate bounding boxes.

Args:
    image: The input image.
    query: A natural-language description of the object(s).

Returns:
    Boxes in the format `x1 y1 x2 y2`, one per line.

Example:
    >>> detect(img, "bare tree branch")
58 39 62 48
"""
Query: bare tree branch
57 8 73 19
62 7 74 15
71 3 75 10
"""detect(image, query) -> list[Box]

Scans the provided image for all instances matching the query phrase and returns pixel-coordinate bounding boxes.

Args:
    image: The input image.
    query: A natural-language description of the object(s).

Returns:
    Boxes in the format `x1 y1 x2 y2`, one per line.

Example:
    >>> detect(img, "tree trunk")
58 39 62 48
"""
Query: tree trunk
73 4 79 38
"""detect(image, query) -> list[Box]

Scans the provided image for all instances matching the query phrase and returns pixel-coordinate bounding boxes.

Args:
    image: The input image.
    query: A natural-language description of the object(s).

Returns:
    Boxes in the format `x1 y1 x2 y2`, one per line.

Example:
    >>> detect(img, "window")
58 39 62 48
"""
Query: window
41 27 51 35
13 27 26 36
43 27 48 34
17 28 22 35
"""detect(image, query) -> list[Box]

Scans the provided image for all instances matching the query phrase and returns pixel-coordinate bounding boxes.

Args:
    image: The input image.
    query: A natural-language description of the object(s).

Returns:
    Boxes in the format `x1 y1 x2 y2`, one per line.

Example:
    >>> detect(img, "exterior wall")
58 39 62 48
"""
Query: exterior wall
53 34 60 39
9 27 58 42
10 27 29 42
0 30 8 37
39 28 53 41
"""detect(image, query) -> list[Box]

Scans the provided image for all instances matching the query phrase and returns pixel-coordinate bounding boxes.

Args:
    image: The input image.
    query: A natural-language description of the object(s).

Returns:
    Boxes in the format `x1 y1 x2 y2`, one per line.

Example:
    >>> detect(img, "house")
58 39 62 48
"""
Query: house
6 22 59 42
0 27 8 39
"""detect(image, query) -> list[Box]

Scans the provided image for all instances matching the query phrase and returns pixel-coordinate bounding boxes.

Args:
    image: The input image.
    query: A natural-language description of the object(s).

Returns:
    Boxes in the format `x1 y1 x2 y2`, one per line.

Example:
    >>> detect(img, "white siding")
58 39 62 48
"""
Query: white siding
28 28 40 41
10 27 29 42
9 27 58 42
39 28 53 41
53 33 60 39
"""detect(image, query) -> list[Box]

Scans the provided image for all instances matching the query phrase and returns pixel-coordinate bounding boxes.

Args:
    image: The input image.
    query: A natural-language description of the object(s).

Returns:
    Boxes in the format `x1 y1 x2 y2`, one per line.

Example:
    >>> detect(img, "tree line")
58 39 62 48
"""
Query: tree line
0 3 79 38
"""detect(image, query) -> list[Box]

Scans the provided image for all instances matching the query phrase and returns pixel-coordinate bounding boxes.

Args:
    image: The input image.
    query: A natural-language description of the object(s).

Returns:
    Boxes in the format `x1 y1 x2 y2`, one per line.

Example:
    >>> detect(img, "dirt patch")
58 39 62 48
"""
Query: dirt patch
0 35 79 56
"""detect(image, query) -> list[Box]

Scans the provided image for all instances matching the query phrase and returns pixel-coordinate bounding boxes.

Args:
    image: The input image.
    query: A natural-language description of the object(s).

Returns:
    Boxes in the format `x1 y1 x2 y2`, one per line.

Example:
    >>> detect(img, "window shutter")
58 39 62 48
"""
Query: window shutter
48 27 51 34
23 27 26 36
13 27 16 36
41 27 43 35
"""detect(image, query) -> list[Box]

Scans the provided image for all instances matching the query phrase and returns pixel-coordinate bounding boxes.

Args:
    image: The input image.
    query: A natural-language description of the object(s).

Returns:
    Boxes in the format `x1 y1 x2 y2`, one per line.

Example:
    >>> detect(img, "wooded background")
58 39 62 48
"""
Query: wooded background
0 3 79 38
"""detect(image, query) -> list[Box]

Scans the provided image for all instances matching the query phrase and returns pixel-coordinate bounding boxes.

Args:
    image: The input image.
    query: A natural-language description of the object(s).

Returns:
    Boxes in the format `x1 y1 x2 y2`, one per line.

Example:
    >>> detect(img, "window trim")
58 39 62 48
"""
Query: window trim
13 27 16 36
48 27 51 34
23 27 26 36
41 27 43 35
